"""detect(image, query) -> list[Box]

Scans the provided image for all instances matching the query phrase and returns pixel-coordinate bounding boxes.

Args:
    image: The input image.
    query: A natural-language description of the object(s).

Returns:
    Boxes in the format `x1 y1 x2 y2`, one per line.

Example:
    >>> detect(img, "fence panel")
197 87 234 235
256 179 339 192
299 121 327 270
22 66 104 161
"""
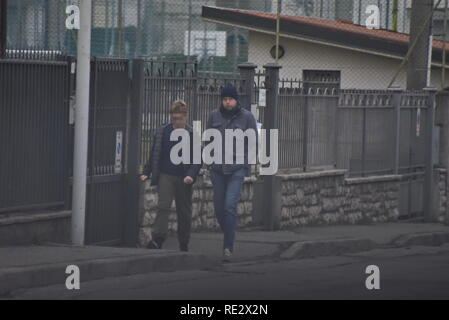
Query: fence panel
337 90 395 177
276 81 338 170
0 59 70 213
305 88 339 169
277 87 304 169
138 60 248 169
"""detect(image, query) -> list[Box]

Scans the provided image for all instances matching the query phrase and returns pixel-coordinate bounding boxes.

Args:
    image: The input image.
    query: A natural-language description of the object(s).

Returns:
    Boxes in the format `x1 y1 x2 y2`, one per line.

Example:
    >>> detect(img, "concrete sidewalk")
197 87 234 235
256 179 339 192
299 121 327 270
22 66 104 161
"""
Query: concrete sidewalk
163 222 449 261
1 222 449 296
0 245 217 297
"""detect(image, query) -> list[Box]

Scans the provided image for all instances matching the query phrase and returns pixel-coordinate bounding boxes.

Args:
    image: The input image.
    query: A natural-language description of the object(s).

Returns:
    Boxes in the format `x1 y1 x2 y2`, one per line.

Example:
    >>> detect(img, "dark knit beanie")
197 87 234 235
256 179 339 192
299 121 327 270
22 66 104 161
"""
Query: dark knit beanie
221 83 239 101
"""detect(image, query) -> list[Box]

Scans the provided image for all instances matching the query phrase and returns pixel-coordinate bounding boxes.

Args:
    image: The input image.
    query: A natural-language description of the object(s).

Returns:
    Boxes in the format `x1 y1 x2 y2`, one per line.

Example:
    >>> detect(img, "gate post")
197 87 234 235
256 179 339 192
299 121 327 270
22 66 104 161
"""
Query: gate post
436 90 449 225
262 63 282 231
124 59 145 246
238 62 257 110
423 87 438 222
388 87 403 174
436 92 449 168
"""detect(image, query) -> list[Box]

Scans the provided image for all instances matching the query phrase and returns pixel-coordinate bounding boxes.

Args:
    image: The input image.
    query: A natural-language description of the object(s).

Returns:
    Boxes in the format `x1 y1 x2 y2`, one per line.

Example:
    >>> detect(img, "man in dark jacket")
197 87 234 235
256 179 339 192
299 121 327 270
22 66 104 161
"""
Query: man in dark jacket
206 83 258 262
140 100 202 252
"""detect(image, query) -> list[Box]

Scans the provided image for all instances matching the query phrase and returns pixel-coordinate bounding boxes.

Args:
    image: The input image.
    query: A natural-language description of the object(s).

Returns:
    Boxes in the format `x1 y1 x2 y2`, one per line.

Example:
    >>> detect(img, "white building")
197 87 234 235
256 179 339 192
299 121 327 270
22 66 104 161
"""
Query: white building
202 5 449 89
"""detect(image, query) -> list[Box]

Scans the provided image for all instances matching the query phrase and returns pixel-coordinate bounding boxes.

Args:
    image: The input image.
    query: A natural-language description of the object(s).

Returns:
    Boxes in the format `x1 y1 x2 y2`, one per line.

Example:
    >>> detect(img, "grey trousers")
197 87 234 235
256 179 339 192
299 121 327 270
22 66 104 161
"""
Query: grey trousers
153 173 193 246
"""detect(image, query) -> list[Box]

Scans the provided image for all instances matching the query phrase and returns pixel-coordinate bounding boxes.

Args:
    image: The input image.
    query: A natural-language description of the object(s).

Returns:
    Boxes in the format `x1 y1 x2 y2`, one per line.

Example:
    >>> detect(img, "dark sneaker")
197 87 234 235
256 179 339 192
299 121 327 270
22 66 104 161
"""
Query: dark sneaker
153 236 165 249
147 240 160 250
180 243 189 252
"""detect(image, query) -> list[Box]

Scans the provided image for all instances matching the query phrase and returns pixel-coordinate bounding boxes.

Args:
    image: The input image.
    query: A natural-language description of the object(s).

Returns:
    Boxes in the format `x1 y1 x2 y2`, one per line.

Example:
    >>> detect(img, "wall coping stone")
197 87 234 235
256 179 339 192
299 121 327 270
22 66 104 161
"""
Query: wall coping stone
277 170 347 181
345 174 402 185
0 210 71 226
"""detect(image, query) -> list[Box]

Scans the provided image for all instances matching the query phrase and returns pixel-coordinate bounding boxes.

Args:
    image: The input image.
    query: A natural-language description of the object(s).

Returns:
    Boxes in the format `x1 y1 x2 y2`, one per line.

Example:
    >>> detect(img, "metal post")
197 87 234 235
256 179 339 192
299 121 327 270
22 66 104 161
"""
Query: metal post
423 87 438 222
392 0 399 31
442 0 448 88
143 0 153 56
238 62 257 110
233 0 241 71
71 0 92 246
110 0 116 56
275 0 282 62
389 87 403 174
361 107 367 176
161 0 166 55
104 0 109 56
263 63 281 231
302 93 309 172
187 0 192 62
389 0 442 88
136 0 142 57
118 0 123 57
0 0 7 58
124 59 144 246
406 0 437 90
192 62 199 122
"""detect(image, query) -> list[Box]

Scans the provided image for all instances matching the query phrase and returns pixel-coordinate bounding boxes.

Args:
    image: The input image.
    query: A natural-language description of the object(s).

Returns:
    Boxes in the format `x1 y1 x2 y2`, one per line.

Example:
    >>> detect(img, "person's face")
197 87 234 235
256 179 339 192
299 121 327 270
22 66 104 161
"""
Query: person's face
222 97 238 110
171 112 188 129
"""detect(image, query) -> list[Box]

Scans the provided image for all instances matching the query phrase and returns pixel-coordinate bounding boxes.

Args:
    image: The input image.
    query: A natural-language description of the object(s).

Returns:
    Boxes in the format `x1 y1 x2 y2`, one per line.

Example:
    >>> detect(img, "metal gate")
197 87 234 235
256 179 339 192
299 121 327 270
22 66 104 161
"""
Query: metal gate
398 92 431 219
84 58 131 246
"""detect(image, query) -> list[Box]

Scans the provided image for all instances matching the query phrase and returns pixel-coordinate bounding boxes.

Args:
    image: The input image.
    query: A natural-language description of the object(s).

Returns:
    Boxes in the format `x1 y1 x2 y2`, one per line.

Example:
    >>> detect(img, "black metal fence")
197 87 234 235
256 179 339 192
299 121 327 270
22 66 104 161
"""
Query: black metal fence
0 58 71 213
265 84 433 177
336 90 429 176
0 55 436 226
135 59 250 170
253 71 341 171
132 61 435 178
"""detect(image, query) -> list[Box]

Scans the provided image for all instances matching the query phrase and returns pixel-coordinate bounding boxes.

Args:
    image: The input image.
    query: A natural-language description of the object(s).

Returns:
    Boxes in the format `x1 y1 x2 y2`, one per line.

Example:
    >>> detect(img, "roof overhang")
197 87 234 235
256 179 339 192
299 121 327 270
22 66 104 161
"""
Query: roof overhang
202 6 449 68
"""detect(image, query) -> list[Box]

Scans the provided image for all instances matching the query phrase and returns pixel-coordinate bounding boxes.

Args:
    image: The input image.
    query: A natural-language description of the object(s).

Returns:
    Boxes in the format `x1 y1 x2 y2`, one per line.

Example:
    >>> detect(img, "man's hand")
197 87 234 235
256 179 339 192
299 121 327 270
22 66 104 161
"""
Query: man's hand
140 175 149 182
184 176 194 184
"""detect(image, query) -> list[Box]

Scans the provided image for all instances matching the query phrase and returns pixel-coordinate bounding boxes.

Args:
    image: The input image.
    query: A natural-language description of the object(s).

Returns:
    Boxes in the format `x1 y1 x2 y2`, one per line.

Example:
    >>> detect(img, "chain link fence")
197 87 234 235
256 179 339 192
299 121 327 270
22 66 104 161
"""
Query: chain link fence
4 0 449 88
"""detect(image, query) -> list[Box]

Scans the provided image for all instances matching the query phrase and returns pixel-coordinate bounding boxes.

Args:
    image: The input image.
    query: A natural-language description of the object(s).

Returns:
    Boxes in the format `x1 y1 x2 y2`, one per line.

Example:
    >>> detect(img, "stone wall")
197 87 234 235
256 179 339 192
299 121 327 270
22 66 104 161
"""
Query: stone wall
138 169 447 247
278 171 400 228
139 170 401 247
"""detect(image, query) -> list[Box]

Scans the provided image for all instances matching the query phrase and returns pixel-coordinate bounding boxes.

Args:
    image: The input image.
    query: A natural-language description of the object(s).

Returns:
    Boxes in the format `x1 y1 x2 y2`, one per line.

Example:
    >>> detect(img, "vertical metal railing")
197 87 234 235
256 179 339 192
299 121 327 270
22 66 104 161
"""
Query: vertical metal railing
136 59 250 170
0 58 71 213
337 90 396 177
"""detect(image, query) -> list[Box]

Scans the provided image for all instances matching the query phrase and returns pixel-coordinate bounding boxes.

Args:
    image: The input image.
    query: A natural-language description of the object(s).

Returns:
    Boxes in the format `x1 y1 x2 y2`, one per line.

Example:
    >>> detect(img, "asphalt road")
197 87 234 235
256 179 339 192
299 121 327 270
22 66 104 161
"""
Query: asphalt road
8 244 449 300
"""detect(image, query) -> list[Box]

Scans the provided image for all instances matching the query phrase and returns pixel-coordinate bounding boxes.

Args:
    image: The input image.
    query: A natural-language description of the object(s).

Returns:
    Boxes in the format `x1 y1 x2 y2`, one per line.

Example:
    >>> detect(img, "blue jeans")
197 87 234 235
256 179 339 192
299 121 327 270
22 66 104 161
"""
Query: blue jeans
210 168 246 252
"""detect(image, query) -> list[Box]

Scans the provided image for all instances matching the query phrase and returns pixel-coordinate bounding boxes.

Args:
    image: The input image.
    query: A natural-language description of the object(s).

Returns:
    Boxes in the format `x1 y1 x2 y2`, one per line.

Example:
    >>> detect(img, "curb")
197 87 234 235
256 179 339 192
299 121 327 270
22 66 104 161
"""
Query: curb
279 231 449 261
392 231 449 248
0 251 218 297
280 238 377 260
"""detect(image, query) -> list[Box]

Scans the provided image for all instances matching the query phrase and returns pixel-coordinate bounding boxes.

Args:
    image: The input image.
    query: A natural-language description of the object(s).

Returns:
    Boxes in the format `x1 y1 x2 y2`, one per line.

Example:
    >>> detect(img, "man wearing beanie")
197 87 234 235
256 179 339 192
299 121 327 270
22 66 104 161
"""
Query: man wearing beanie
206 83 258 262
